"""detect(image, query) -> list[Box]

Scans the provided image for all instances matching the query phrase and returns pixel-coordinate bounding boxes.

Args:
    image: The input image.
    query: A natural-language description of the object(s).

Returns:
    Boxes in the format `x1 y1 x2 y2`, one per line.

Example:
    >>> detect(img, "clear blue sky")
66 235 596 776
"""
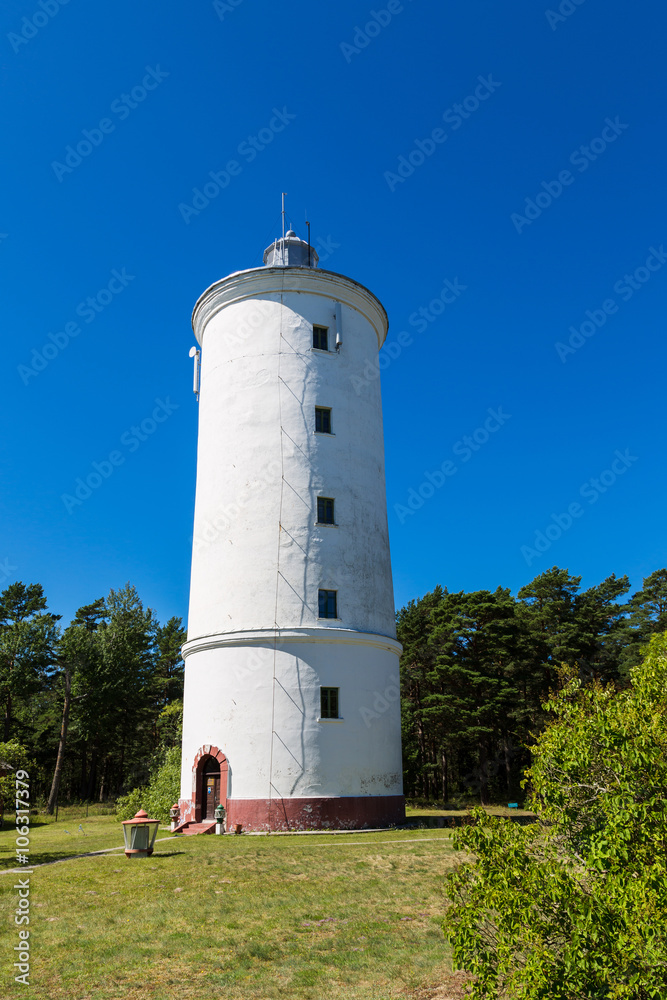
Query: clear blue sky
2 0 665 627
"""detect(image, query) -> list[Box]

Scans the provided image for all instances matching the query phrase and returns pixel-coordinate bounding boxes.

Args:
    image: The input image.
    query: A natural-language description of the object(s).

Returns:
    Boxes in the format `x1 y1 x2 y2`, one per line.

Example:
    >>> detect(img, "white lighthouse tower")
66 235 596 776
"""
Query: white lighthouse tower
179 228 404 831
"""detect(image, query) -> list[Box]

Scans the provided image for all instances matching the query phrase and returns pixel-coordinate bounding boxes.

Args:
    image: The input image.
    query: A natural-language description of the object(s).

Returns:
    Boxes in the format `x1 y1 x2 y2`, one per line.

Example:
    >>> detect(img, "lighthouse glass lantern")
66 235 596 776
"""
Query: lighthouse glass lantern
122 809 160 858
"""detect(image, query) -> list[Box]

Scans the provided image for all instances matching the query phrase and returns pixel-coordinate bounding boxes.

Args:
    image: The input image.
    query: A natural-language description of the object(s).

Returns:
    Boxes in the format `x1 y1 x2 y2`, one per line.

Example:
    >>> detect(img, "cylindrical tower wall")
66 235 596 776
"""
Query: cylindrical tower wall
180 634 403 796
180 260 404 830
187 267 396 640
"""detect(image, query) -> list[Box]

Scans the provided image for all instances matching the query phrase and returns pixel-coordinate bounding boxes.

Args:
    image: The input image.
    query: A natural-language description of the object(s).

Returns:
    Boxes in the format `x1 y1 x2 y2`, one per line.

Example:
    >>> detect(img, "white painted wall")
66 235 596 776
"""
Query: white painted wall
180 631 403 800
188 268 395 639
181 262 403 804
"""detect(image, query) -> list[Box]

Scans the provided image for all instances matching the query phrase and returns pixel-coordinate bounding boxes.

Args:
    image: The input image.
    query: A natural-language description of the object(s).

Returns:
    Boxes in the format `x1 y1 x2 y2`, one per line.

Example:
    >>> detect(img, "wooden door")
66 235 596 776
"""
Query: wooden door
205 775 220 819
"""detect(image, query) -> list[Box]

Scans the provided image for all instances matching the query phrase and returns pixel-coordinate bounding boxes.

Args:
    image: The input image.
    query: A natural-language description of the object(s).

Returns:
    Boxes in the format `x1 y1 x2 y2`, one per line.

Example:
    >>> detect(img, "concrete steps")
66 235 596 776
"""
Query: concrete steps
175 820 217 836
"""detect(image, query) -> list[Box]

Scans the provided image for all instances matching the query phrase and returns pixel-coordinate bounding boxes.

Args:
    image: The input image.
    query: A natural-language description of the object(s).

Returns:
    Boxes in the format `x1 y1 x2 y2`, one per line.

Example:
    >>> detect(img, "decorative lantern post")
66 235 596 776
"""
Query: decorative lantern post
122 809 160 858
169 804 180 832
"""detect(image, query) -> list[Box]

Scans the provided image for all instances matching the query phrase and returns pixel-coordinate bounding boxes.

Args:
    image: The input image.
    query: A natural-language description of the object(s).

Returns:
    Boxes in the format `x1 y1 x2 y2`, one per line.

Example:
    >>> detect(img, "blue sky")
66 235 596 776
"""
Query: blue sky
2 0 665 627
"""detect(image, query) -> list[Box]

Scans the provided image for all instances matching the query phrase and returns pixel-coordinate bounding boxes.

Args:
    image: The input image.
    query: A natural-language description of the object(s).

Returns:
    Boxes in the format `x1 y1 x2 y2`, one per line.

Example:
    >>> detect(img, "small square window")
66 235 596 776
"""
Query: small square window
318 589 337 619
313 325 328 351
315 407 332 434
320 687 339 719
317 497 335 524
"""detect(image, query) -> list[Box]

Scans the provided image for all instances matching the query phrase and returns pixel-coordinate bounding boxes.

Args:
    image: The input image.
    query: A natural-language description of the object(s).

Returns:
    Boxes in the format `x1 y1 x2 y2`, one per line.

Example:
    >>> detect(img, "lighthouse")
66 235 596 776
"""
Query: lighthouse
179 228 404 831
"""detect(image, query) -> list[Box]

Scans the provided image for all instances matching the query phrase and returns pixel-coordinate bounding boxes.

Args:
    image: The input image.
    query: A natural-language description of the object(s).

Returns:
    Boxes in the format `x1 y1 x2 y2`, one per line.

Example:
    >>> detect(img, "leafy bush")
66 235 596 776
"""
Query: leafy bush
115 746 181 823
155 700 183 749
443 632 667 999
115 787 145 822
0 740 34 827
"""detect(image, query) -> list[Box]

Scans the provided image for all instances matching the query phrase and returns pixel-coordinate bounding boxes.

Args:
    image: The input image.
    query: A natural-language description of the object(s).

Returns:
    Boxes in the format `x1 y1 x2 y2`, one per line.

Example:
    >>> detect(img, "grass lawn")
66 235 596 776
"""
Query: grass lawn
0 808 472 1000
406 804 533 820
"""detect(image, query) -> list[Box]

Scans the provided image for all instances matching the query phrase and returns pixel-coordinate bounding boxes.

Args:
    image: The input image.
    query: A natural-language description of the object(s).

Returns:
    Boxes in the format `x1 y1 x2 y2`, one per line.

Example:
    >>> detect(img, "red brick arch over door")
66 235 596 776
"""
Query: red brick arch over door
192 746 228 822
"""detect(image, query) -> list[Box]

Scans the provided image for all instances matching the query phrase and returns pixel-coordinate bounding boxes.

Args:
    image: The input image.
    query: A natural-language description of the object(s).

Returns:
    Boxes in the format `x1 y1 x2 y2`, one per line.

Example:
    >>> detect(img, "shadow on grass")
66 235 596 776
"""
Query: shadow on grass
0 847 186 871
0 849 122 871
0 817 52 832
405 813 537 828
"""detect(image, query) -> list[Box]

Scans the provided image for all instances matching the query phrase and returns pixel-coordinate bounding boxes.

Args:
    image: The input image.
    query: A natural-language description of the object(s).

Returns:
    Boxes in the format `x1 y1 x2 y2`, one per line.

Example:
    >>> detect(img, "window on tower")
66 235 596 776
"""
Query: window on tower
317 497 335 524
320 686 339 719
318 589 338 619
315 407 332 434
313 325 329 351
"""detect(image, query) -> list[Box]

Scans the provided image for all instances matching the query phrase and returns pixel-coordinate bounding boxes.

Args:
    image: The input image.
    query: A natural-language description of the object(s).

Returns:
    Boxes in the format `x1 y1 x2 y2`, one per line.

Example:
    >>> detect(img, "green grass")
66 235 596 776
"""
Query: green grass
406 803 534 820
0 810 471 1000
0 808 148 869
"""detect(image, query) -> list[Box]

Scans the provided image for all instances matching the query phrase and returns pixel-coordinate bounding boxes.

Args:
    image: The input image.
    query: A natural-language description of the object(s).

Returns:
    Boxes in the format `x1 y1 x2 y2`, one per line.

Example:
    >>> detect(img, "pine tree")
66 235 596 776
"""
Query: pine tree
0 583 59 742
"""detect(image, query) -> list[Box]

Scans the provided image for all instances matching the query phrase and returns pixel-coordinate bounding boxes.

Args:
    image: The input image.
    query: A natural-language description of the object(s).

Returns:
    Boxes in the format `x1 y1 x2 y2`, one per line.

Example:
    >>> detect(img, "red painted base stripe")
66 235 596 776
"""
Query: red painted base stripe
226 795 405 832
177 795 405 832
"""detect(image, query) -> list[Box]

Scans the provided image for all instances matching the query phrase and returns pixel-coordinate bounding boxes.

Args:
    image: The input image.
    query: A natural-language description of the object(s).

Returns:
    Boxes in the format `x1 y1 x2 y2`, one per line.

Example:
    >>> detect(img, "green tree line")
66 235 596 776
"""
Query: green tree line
1 566 665 815
397 566 667 804
0 581 185 814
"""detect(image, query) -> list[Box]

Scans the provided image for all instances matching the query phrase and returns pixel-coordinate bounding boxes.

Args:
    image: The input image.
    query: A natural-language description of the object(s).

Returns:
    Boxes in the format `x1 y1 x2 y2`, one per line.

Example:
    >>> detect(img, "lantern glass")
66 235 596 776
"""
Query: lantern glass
131 825 149 851
122 810 160 856
147 822 159 850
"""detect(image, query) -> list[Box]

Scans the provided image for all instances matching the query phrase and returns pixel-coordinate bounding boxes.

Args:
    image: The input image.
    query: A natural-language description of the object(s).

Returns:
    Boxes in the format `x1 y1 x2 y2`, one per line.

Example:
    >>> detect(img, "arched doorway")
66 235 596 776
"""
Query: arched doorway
193 747 228 822
203 757 220 820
